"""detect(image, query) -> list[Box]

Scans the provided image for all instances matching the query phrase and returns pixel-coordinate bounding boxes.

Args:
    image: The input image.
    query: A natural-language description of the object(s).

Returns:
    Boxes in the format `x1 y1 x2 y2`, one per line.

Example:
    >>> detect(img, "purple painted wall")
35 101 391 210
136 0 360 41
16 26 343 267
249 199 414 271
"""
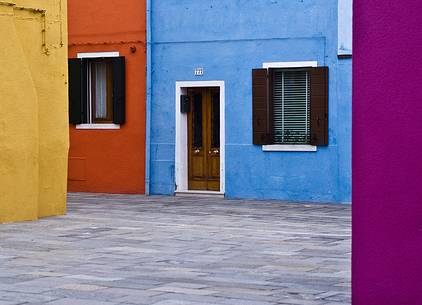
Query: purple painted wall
353 1 422 304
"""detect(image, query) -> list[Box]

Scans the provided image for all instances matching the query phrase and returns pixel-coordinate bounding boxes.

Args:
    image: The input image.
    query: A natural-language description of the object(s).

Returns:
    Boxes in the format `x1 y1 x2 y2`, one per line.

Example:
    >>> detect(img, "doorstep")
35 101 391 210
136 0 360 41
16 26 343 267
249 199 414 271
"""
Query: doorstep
175 190 225 198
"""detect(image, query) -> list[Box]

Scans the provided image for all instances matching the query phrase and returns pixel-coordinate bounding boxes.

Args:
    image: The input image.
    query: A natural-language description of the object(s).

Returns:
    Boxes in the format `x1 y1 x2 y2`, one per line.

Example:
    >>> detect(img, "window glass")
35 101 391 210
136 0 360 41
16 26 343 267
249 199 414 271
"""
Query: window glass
89 60 113 123
273 70 310 144
192 94 203 148
211 92 220 148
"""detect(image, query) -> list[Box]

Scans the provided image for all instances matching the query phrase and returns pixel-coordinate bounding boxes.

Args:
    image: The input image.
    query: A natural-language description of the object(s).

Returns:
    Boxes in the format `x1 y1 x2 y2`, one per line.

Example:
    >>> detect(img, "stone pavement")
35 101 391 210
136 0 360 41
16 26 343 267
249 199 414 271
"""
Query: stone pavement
0 193 351 305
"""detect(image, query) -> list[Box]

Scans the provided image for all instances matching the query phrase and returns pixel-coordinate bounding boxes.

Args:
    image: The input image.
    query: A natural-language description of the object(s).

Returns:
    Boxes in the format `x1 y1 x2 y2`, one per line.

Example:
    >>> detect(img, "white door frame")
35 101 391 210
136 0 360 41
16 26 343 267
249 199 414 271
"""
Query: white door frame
175 81 225 194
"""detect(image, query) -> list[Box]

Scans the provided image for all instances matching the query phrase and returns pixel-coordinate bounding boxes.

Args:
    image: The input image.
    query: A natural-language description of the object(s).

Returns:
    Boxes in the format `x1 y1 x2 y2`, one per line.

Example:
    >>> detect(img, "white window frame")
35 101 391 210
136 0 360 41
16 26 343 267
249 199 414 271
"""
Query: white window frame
338 0 353 56
262 61 318 152
75 52 121 130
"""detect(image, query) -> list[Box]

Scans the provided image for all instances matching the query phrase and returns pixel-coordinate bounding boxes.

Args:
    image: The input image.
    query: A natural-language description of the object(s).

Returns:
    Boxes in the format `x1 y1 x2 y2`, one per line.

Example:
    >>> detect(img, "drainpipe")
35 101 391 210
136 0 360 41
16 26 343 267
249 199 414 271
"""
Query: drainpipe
145 0 152 195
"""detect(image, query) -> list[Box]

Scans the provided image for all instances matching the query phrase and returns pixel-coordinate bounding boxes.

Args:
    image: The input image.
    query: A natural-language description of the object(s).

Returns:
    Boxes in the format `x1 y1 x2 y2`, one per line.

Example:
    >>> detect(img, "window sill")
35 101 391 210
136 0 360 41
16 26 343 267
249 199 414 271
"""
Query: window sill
75 124 120 130
262 145 317 152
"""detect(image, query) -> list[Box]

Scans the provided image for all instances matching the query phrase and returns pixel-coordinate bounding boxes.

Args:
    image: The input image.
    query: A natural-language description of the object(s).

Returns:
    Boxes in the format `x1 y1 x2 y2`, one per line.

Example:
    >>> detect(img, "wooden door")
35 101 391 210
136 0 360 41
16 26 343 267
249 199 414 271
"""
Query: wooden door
188 88 220 191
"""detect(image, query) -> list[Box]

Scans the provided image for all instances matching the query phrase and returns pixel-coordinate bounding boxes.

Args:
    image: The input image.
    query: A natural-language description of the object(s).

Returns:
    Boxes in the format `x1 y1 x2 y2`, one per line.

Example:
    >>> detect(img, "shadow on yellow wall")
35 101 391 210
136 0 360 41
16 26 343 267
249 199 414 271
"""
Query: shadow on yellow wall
0 0 69 223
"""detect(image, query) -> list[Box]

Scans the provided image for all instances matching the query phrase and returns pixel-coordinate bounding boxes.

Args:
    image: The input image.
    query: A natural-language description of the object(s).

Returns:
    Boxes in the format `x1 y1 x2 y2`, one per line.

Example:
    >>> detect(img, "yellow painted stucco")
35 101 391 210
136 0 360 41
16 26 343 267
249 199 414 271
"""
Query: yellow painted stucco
0 0 69 223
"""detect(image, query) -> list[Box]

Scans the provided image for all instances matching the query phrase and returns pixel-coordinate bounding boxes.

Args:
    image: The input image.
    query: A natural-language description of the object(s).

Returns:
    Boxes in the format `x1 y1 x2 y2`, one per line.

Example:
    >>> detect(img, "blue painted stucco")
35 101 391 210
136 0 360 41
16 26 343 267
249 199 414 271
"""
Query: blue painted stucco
149 0 352 203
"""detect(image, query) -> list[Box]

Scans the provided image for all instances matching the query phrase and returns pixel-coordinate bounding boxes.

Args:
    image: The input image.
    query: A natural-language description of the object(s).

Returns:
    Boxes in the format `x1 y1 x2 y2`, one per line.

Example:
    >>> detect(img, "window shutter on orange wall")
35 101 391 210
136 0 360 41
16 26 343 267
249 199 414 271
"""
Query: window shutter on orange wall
68 59 85 125
310 67 329 146
252 69 272 145
81 59 88 124
112 57 126 125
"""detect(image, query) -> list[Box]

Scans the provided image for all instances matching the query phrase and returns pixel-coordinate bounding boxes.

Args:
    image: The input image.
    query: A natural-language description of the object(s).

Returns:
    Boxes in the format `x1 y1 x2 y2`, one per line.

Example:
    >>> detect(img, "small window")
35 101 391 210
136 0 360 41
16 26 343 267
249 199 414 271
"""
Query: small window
272 69 310 144
68 57 126 126
252 67 328 146
88 60 114 123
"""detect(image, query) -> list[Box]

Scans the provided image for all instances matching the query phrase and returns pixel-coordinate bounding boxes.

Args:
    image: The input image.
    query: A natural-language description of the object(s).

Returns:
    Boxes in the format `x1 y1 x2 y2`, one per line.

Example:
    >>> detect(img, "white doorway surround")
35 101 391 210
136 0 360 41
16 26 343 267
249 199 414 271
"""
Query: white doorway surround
175 81 225 195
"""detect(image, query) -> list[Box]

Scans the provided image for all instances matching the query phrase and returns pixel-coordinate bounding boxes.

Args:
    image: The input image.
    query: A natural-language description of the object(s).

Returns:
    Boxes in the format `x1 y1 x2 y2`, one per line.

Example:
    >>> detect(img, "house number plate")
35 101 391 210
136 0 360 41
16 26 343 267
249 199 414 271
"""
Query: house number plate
194 67 204 76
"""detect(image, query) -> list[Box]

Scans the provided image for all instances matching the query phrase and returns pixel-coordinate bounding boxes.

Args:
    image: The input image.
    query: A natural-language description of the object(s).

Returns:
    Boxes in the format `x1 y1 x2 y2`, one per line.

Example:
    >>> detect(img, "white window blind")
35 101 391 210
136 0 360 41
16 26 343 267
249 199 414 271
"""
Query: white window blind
273 70 310 144
93 62 108 119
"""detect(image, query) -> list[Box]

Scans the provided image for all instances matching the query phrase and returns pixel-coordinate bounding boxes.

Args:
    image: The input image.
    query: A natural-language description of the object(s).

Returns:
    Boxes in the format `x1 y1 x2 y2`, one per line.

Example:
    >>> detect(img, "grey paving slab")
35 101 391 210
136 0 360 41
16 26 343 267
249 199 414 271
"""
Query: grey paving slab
0 193 351 305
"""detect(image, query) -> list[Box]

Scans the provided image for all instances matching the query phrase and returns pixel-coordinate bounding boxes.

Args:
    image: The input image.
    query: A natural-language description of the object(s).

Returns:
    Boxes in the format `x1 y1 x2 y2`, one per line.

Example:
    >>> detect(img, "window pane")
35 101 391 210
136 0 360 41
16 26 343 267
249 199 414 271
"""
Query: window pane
273 70 310 144
90 61 113 123
94 62 108 119
192 94 203 148
211 92 220 148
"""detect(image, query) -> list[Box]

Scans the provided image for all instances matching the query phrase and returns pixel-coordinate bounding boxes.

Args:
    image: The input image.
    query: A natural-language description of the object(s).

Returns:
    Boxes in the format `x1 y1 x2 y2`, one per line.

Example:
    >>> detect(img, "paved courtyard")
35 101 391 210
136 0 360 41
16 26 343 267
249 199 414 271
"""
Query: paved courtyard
0 193 351 305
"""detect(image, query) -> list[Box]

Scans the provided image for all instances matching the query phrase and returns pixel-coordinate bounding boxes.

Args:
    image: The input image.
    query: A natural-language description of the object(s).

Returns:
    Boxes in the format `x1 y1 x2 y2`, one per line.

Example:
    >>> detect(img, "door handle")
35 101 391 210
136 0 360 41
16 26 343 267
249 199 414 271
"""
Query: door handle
209 149 220 154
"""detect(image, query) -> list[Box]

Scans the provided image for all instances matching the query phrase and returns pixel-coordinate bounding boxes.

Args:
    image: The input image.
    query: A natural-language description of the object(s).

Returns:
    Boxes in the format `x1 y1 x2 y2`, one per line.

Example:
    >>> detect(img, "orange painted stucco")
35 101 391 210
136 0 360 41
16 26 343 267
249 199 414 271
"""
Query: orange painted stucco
67 0 146 194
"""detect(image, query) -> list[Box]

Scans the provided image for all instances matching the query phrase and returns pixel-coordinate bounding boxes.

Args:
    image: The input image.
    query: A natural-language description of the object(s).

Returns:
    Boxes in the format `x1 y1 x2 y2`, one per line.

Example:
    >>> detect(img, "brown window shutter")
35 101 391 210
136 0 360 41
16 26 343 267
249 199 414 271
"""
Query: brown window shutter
252 69 272 145
310 67 329 146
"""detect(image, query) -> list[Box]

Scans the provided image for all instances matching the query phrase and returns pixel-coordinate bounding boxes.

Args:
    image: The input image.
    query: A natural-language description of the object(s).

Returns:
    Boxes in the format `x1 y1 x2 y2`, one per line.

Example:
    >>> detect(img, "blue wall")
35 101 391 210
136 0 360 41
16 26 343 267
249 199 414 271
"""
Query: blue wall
150 0 352 203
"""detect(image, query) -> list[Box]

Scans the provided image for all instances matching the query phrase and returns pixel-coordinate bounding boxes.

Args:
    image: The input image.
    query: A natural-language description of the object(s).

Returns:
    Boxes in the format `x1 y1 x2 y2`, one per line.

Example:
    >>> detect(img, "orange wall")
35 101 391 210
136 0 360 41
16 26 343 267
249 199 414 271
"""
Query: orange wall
68 0 146 194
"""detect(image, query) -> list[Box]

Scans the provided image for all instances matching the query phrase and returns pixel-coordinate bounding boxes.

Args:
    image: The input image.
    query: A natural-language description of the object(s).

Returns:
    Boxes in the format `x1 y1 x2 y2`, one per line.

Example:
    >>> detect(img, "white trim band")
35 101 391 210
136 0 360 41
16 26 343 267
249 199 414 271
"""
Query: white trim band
263 145 317 152
77 52 120 59
76 124 120 130
263 61 318 69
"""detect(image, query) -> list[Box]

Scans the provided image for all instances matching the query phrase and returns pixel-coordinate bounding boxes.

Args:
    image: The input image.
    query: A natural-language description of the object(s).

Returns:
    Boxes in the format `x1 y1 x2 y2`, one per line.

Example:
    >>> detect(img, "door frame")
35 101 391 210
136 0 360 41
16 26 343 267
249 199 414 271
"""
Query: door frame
175 81 225 194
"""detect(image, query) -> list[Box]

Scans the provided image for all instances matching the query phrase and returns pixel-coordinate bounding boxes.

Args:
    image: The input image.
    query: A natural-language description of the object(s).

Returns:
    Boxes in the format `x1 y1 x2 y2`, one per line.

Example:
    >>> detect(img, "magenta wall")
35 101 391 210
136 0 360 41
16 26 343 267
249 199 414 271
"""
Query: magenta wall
353 1 422 304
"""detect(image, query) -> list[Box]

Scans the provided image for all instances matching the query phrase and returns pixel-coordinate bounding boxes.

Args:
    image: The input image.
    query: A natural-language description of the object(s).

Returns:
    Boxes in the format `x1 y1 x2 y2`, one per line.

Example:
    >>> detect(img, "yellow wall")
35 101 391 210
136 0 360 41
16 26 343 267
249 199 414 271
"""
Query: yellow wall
0 0 69 223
